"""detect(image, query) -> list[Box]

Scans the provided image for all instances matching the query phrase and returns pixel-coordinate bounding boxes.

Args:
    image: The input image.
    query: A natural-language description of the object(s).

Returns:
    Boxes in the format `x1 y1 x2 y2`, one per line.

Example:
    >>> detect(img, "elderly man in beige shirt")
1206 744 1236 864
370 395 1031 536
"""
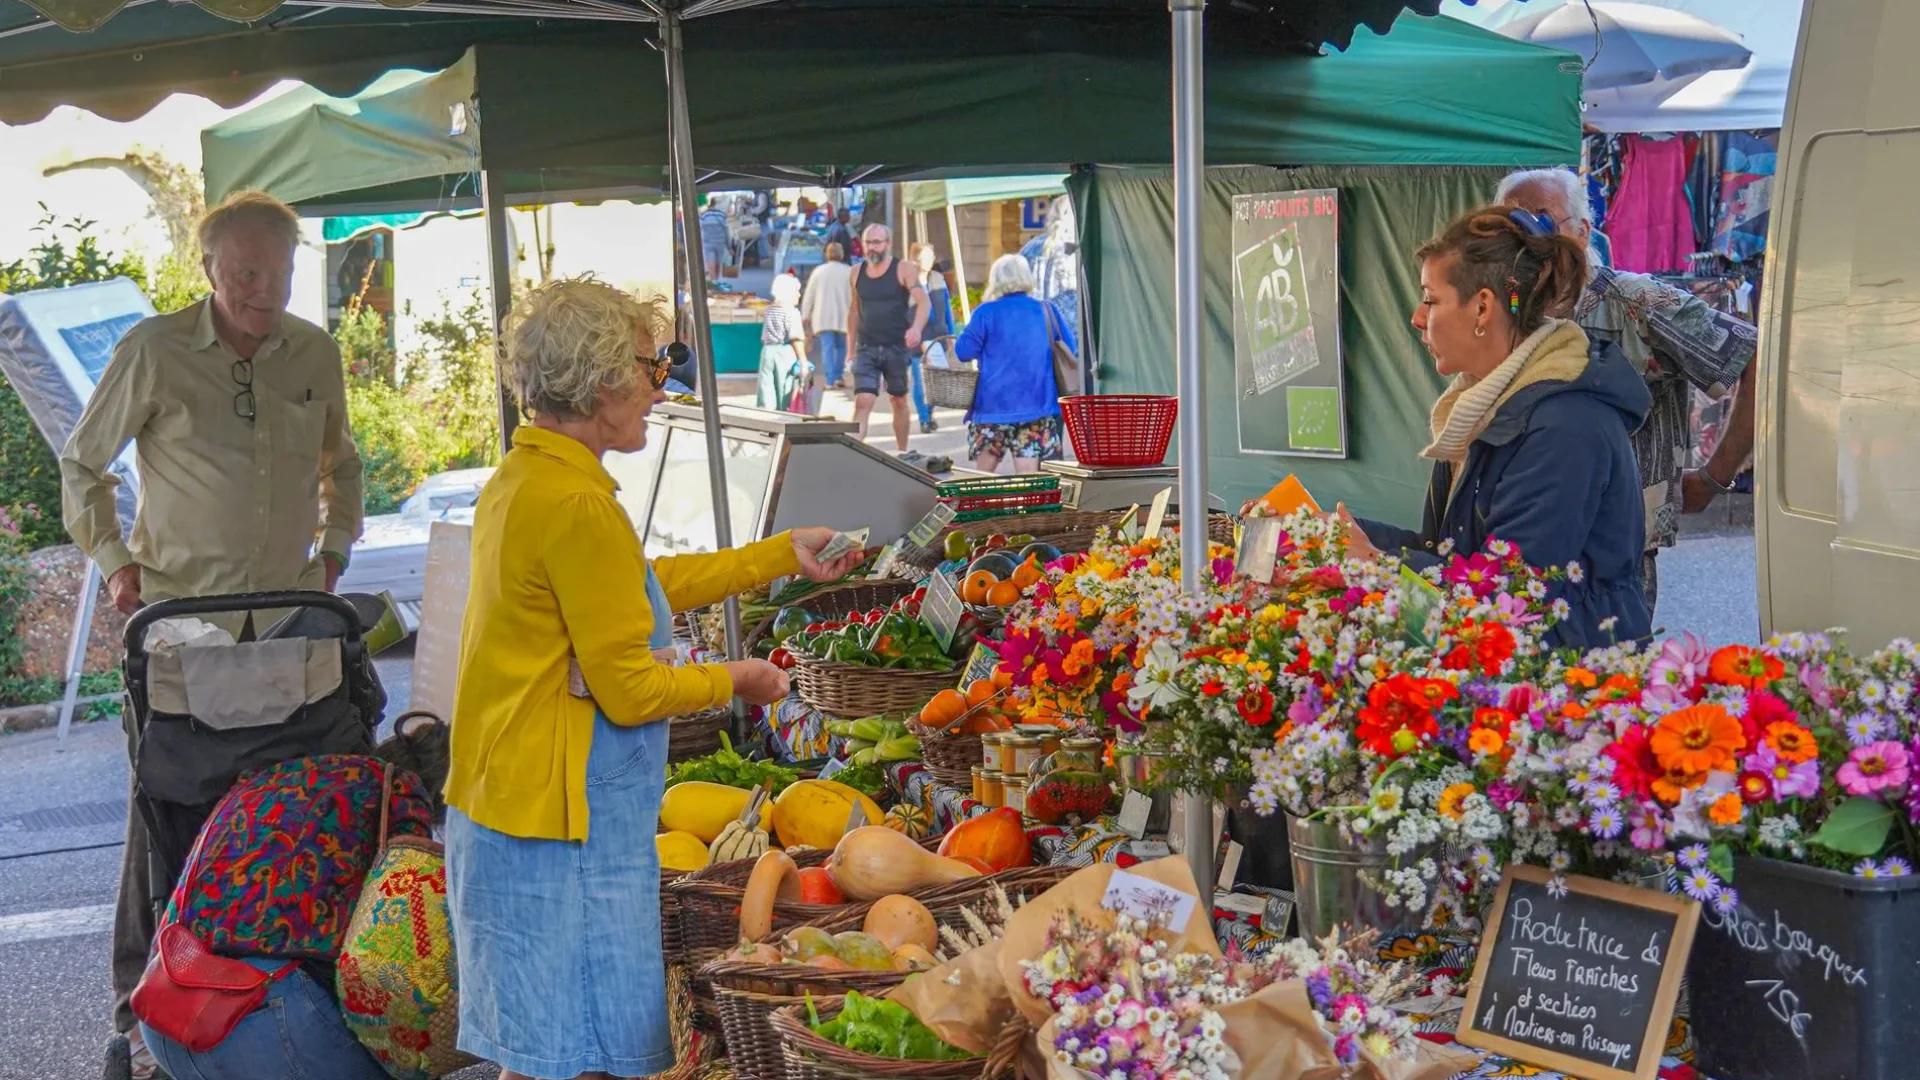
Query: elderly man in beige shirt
59 190 364 1075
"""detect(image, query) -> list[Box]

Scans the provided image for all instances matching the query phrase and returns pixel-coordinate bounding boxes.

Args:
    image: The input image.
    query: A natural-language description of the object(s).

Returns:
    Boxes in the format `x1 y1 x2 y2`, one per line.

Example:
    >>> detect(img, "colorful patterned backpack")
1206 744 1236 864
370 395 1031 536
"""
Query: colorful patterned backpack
337 831 473 1079
163 755 436 959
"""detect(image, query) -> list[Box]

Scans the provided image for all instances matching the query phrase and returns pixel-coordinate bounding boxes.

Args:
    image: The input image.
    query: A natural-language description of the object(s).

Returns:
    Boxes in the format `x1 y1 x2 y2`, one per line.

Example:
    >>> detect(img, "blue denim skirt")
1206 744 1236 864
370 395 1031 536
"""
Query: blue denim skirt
445 712 674 1079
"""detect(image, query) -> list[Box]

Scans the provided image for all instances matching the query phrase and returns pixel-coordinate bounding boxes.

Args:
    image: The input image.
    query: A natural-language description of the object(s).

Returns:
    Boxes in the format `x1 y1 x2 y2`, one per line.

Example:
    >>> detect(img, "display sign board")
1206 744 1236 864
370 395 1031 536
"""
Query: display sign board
0 278 157 532
958 643 1000 690
1234 518 1285 584
410 522 474 723
1459 864 1699 1080
1143 487 1174 539
1229 190 1346 458
905 502 958 550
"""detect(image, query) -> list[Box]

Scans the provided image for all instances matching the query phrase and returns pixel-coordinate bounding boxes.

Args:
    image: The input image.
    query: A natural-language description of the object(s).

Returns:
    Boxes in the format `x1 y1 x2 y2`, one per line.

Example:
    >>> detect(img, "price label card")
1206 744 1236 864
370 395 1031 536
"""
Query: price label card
1215 840 1244 892
1235 517 1285 583
1133 839 1172 860
842 798 874 837
1113 504 1141 542
1102 869 1198 933
1143 487 1174 539
905 502 958 550
1116 790 1155 840
869 541 902 580
958 643 1000 690
921 569 966 651
1399 564 1446 649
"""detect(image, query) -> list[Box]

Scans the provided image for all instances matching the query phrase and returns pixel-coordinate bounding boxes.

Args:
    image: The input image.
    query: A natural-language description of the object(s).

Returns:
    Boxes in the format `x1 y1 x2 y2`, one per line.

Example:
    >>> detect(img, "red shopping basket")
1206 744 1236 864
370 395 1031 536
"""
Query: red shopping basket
1060 395 1178 467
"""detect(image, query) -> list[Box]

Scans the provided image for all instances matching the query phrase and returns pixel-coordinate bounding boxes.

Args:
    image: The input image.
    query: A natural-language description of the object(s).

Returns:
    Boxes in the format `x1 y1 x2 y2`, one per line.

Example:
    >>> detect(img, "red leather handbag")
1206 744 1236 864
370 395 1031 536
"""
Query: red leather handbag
130 924 299 1053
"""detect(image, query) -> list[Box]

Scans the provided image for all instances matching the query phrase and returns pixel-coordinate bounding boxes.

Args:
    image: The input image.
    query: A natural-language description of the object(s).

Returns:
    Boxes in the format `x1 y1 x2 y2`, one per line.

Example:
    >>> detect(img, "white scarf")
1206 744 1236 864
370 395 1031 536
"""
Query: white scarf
1421 319 1570 467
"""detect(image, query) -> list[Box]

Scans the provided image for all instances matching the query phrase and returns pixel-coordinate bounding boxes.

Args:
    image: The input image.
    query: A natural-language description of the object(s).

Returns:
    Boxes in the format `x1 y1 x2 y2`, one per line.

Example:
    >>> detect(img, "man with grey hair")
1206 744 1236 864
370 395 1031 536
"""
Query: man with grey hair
60 189 364 1075
846 222 930 452
1498 168 1758 608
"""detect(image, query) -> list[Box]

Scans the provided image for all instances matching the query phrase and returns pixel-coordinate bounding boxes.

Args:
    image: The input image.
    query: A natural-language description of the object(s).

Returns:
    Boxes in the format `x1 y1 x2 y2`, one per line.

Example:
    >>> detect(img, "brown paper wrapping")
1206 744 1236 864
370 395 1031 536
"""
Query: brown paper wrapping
998 857 1225 1027
1215 981 1481 1080
887 939 1013 1055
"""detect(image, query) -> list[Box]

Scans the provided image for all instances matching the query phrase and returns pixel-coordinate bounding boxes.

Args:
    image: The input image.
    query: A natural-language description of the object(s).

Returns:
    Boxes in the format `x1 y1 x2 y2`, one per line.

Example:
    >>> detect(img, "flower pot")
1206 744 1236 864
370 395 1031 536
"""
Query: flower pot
1285 813 1425 940
1689 854 1920 1080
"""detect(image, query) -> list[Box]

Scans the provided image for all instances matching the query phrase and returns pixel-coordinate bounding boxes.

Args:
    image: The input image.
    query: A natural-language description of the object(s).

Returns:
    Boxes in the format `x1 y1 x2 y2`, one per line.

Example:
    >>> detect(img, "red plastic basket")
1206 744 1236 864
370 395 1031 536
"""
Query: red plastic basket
1060 395 1178 467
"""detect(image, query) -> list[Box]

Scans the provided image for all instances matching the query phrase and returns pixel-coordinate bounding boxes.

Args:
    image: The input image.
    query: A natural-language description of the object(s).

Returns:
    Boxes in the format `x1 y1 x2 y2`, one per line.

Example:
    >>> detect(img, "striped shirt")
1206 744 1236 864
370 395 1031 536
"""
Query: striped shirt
761 304 803 346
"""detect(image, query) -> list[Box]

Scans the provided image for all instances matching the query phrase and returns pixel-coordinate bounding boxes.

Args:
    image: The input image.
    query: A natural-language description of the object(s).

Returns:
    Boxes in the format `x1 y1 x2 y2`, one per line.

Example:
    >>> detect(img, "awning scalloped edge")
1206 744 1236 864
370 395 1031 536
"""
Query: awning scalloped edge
18 0 425 33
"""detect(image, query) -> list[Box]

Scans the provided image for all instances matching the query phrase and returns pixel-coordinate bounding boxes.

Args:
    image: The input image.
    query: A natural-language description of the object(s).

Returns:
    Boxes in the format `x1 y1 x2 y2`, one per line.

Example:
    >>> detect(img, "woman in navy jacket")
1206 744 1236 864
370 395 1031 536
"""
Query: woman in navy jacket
1345 206 1652 648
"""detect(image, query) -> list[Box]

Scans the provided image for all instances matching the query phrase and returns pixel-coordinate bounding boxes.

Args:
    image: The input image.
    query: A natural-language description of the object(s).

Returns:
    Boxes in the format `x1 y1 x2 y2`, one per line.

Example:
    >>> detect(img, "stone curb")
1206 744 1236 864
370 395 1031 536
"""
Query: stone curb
0 694 118 735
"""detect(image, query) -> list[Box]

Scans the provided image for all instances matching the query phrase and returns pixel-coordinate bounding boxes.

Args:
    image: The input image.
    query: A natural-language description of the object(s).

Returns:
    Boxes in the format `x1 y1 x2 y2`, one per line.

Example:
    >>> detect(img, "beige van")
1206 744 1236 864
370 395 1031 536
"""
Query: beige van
1755 0 1920 649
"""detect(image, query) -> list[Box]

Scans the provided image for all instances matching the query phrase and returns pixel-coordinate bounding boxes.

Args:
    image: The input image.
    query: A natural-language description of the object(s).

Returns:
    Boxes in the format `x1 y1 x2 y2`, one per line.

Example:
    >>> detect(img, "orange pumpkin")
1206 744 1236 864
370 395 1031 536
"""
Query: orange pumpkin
937 807 1032 871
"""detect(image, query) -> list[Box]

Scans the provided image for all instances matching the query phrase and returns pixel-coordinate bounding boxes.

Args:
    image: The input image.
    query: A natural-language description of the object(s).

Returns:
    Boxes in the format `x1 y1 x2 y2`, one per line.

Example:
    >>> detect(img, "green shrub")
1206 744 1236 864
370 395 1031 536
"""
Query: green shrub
0 505 39 679
342 290 500 514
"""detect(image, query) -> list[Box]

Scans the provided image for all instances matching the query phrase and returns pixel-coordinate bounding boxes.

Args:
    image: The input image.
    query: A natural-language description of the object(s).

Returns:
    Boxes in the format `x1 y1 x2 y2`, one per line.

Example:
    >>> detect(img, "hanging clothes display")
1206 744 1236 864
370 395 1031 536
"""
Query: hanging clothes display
1712 132 1778 262
1604 134 1696 273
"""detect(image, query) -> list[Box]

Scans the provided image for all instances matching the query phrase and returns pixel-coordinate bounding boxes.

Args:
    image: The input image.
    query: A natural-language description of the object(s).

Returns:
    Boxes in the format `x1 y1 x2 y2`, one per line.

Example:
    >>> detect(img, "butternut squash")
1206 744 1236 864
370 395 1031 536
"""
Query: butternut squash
825 826 981 901
739 849 801 942
864 894 938 952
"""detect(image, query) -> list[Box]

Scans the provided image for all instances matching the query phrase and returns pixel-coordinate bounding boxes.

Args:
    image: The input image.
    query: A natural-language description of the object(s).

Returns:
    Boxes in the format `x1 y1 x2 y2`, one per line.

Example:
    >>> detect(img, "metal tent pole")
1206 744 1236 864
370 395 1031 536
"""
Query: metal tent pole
663 12 744 662
481 170 519 452
1171 0 1214 915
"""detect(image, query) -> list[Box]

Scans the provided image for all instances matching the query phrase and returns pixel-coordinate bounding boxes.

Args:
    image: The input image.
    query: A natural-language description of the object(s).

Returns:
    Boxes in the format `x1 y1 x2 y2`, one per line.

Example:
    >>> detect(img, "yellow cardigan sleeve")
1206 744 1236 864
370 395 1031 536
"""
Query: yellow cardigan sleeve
653 533 803 614
544 492 735 726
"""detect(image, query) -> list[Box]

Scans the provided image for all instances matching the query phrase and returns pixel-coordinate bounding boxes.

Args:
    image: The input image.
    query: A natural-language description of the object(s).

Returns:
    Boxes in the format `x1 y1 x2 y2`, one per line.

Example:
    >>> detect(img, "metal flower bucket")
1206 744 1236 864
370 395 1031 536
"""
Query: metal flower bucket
1286 813 1426 940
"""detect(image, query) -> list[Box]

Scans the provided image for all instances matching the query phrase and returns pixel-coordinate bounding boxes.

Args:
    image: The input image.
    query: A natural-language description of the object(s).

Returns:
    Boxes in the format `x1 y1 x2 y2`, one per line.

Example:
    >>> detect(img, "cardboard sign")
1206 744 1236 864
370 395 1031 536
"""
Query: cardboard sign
1459 865 1699 1080
409 522 473 722
958 643 1001 690
1398 564 1446 648
1143 487 1174 539
921 569 965 651
1235 517 1286 584
1259 474 1321 516
905 502 959 550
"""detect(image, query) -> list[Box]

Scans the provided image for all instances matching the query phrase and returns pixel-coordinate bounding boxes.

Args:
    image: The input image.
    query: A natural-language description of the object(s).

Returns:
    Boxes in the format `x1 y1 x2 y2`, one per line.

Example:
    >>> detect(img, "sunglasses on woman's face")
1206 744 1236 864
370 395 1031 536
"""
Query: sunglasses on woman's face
640 353 673 390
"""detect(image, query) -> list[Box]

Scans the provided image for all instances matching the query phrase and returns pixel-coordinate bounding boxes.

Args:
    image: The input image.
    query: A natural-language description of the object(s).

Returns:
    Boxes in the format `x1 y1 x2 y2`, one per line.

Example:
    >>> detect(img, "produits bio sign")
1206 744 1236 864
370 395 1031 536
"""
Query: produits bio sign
1459 864 1699 1080
1229 189 1345 458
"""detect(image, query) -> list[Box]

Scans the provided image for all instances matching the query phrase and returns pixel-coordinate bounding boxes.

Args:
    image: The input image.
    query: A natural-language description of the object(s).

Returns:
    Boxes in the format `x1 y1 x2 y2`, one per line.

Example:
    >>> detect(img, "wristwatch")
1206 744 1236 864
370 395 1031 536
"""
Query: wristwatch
1696 468 1736 496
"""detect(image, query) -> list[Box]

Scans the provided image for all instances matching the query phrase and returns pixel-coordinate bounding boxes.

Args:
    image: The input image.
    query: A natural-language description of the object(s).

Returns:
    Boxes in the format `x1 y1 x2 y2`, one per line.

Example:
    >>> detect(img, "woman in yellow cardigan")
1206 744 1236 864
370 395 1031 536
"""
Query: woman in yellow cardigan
444 278 860 1080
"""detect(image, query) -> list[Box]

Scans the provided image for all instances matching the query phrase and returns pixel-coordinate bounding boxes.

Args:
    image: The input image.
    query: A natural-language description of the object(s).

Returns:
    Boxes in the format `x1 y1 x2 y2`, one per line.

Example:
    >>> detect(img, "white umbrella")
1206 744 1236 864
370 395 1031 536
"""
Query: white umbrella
1498 1 1753 91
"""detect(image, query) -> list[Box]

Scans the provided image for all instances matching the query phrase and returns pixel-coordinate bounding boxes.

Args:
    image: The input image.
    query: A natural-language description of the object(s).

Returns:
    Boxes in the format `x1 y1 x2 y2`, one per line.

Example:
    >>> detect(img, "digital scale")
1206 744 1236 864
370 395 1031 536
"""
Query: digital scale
1040 461 1230 513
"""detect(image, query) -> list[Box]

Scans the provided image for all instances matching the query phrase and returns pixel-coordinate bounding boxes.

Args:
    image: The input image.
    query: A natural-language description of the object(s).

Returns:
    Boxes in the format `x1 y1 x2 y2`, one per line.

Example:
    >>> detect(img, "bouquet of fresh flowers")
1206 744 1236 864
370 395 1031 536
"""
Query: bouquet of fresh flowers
995 529 1239 729
1021 911 1421 1079
1610 633 1920 901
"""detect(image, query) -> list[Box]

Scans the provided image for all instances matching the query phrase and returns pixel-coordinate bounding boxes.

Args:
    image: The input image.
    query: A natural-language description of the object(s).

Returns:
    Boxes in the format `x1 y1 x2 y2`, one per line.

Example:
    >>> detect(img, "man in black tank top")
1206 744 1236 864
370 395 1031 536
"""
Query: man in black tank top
846 224 929 452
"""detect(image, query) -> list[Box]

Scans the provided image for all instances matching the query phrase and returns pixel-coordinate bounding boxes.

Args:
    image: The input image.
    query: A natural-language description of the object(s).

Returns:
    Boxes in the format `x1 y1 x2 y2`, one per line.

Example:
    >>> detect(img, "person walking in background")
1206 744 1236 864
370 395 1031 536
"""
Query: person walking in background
907 242 951 435
699 200 731 284
60 189 365 1080
953 255 1070 474
846 224 929 452
800 242 854 392
1496 168 1757 610
756 273 811 413
824 208 855 259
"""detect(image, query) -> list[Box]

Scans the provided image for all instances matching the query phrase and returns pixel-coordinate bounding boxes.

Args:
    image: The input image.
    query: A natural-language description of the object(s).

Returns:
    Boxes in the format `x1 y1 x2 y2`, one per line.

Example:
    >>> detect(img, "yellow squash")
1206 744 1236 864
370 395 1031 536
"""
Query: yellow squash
656 830 712 873
769 779 885 850
660 781 755 843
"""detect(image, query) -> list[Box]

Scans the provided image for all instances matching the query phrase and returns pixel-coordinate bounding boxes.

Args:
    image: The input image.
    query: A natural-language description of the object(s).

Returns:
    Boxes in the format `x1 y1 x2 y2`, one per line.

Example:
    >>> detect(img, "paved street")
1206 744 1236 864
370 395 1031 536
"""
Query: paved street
0 511 1759 1079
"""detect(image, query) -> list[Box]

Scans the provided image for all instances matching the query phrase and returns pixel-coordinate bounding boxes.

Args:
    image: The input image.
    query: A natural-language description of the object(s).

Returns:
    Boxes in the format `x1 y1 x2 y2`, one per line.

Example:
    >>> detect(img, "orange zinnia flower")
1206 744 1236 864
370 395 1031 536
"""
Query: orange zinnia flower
1437 782 1477 820
1708 645 1786 690
1763 721 1819 764
1651 765 1701 805
1468 728 1506 756
1652 704 1747 776
1565 668 1599 690
1708 792 1746 827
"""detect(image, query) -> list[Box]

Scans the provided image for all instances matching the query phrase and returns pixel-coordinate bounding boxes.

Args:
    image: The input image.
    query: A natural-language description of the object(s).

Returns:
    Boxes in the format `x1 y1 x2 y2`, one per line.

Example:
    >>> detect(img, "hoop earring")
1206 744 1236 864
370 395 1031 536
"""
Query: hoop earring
1474 325 1486 338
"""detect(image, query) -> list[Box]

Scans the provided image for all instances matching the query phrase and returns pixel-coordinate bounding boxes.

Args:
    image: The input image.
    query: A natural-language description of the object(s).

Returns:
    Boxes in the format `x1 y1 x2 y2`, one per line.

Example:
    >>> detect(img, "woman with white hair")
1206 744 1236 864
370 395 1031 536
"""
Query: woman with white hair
444 277 860 1080
756 271 811 412
952 254 1075 473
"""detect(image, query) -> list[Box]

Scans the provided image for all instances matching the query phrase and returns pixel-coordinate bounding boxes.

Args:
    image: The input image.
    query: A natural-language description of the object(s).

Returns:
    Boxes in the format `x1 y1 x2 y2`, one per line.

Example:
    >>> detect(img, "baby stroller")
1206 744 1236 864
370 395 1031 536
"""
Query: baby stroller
122 590 388 911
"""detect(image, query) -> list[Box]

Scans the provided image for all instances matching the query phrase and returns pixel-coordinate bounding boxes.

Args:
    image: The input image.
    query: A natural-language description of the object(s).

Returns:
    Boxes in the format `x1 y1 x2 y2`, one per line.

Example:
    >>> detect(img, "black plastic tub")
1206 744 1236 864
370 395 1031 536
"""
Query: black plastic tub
1689 855 1920 1080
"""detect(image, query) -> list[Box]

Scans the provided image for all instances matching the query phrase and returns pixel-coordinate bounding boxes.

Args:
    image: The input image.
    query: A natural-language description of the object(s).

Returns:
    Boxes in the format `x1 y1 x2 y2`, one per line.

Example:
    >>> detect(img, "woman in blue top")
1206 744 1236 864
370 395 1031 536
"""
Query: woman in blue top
953 255 1074 473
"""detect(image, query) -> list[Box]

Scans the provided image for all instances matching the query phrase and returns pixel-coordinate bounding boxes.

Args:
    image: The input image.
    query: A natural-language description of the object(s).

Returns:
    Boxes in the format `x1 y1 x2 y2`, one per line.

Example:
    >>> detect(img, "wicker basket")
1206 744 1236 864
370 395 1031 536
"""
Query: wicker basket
791 655 961 719
908 718 986 790
921 359 977 410
668 706 730 763
771 997 995 1080
697 580 915 659
706 866 1072 1080
662 867 691 966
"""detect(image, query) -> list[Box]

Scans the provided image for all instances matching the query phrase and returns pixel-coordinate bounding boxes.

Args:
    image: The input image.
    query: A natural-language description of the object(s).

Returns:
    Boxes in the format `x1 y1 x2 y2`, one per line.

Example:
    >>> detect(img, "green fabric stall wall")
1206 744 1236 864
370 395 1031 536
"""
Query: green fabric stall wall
1071 164 1524 526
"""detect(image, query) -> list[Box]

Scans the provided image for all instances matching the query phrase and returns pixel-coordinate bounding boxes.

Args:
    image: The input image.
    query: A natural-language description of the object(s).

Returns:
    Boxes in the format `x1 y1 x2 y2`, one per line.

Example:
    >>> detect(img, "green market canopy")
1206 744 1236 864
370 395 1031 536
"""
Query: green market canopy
194 13 1577 212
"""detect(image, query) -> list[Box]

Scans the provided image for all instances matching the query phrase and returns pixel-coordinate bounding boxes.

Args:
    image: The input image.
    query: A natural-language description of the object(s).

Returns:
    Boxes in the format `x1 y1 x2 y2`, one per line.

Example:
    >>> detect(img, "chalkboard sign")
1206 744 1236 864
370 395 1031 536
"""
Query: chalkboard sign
1459 864 1699 1080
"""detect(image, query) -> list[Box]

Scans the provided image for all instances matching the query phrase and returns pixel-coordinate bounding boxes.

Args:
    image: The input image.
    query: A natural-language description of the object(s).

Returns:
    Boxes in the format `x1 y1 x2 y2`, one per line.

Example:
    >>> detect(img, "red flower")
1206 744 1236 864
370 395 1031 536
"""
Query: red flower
1201 679 1226 697
1604 724 1661 801
1356 674 1453 759
1741 689 1798 749
1237 687 1276 726
1443 552 1502 598
1473 708 1515 737
1473 623 1517 673
1442 645 1473 672
1737 770 1772 804
1709 645 1786 691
